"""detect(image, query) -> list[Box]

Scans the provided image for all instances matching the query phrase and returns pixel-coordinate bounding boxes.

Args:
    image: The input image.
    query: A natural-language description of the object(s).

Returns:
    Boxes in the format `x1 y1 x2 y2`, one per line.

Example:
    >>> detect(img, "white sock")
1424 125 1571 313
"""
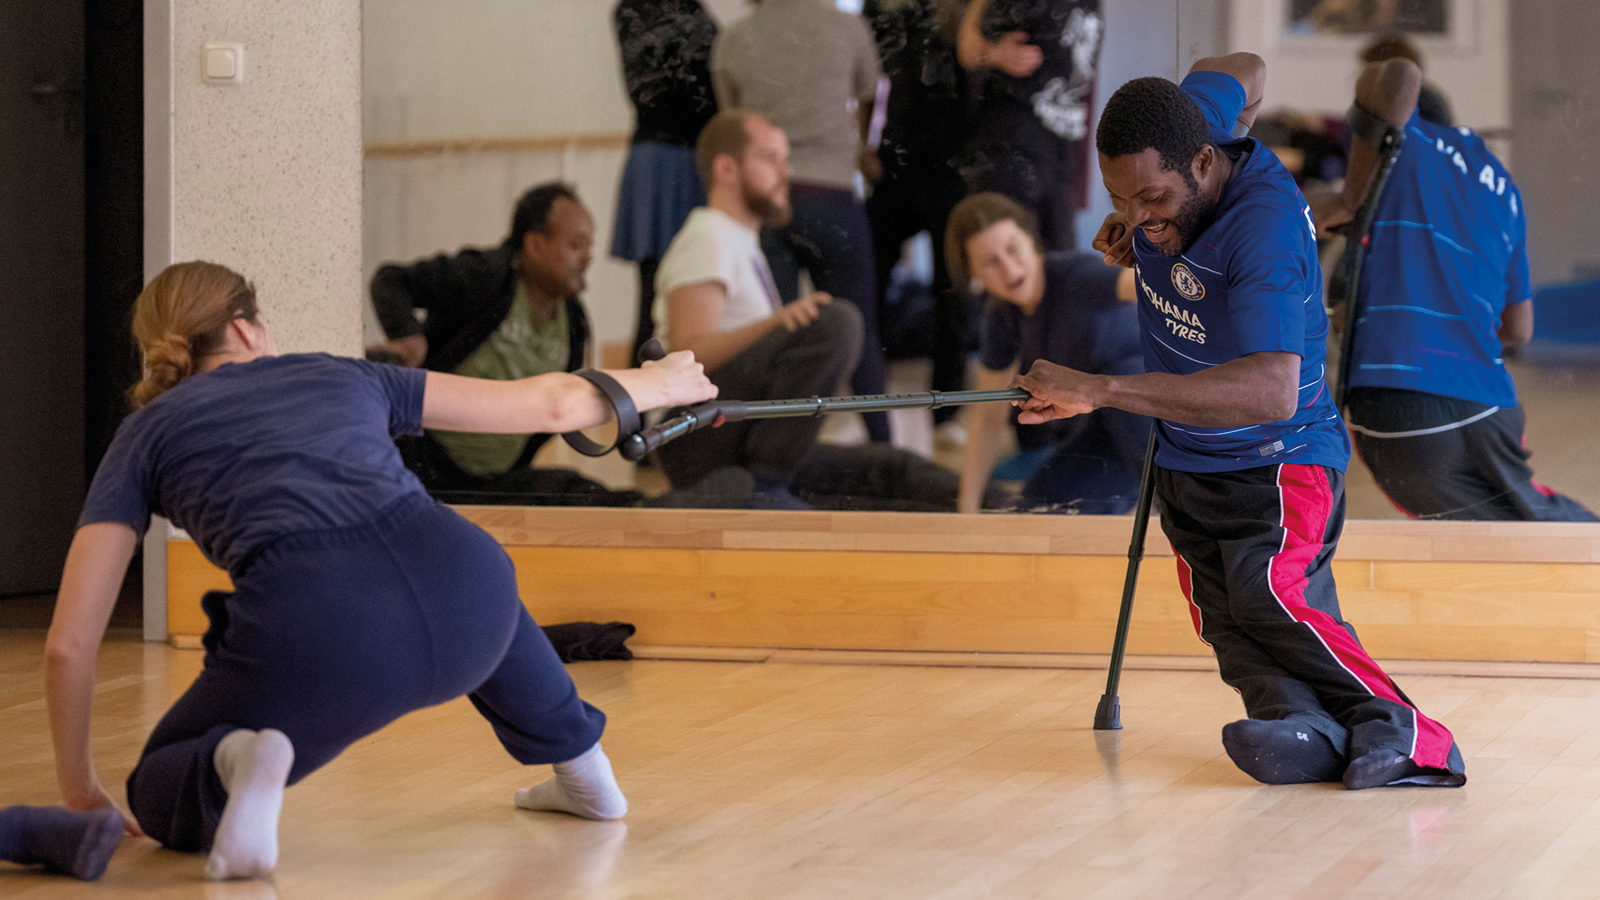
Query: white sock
514 743 628 820
205 728 294 881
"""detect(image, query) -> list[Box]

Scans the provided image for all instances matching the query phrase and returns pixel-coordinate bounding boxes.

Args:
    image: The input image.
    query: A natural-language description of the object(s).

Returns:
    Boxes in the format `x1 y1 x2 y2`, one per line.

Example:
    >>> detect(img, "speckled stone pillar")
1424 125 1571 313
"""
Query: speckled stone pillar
151 0 363 358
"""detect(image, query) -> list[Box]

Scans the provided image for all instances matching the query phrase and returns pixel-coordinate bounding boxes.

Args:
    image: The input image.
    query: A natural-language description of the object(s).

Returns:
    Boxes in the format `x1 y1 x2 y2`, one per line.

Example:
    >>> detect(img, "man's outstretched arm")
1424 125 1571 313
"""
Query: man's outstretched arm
1013 351 1300 429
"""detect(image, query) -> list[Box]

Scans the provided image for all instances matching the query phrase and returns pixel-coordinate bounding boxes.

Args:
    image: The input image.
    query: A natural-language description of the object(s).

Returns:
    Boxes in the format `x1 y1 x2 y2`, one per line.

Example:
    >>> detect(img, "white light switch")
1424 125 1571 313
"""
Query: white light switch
202 43 244 84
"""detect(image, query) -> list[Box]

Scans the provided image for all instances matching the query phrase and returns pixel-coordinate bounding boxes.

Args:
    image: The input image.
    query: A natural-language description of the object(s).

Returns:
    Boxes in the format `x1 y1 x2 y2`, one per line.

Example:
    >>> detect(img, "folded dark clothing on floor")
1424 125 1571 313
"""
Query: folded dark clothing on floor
541 622 637 662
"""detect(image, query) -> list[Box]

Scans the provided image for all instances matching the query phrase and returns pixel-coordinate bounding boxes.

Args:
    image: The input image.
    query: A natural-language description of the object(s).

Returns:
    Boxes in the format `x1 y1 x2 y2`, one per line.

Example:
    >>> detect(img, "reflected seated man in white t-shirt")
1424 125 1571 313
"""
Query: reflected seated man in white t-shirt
653 109 864 508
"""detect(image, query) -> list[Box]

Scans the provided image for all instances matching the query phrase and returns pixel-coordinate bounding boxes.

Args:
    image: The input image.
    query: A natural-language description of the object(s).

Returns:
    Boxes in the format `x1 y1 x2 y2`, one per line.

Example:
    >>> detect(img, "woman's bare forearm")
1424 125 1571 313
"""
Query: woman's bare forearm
46 523 137 805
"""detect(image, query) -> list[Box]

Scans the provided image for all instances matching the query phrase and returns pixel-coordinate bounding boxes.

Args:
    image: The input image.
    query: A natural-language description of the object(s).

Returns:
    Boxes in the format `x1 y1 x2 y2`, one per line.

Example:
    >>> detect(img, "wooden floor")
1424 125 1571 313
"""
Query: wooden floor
7 632 1600 898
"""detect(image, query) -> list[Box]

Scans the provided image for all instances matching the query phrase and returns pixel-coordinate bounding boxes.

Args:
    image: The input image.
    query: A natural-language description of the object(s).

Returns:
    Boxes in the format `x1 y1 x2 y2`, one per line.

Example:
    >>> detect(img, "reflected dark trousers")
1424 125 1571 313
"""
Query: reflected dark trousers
125 494 605 852
866 165 972 420
1346 388 1598 522
764 182 887 442
1158 463 1463 774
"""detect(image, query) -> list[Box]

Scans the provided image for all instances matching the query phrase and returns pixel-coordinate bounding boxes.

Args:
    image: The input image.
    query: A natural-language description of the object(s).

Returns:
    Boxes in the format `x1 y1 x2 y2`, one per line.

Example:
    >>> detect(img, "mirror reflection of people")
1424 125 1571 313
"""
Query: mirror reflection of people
863 0 973 432
368 184 639 506
1316 58 1597 522
611 0 719 364
52 262 716 880
655 110 864 508
712 0 891 441
957 0 1104 251
656 109 965 512
1029 54 1465 789
945 192 1147 514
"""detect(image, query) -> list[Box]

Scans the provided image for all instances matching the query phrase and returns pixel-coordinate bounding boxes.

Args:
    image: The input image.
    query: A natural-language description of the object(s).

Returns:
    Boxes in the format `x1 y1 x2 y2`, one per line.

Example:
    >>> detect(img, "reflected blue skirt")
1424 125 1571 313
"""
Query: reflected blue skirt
610 141 704 261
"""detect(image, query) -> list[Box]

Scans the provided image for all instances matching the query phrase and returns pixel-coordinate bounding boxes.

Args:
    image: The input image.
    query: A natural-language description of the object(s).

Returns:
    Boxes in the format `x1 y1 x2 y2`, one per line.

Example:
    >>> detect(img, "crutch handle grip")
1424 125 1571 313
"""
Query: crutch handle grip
637 339 667 364
619 400 749 461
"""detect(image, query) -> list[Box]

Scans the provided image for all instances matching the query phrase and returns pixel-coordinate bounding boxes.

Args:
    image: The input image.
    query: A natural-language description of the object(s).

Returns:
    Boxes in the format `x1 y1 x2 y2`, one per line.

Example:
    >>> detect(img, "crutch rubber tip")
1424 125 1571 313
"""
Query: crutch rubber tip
1093 694 1121 731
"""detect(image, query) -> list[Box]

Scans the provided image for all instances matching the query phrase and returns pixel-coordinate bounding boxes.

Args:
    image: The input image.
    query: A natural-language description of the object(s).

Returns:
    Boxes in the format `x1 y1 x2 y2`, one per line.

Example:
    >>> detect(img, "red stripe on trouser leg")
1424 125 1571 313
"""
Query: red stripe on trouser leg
1521 430 1560 498
1271 464 1455 769
1172 548 1210 645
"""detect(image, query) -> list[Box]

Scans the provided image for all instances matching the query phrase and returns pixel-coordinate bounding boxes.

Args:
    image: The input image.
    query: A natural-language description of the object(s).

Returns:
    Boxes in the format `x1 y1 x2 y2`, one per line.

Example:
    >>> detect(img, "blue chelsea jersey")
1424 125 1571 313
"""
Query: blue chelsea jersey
1347 112 1529 408
1130 71 1350 474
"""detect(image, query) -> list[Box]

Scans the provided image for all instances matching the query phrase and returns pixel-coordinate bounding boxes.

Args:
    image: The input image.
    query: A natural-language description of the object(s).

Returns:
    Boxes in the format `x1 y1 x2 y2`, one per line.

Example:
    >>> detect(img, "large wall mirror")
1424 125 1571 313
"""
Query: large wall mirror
361 0 1598 523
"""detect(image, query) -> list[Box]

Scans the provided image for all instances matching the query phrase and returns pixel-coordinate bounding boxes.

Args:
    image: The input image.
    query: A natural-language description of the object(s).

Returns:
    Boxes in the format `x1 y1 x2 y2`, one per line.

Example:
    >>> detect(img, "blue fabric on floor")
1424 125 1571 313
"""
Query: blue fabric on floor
1532 279 1600 345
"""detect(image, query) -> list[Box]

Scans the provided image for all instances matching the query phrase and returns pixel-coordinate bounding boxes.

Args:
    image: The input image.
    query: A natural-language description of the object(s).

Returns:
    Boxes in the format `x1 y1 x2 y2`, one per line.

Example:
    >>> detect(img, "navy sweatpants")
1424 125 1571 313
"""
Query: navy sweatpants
126 494 605 852
1158 463 1464 775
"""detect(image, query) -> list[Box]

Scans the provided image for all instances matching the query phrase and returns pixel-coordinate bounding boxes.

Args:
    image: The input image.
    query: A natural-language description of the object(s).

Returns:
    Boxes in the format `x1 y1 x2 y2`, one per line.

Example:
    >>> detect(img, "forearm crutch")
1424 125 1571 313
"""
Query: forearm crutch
1334 108 1407 409
1093 429 1158 731
558 341 1034 460
613 389 1031 461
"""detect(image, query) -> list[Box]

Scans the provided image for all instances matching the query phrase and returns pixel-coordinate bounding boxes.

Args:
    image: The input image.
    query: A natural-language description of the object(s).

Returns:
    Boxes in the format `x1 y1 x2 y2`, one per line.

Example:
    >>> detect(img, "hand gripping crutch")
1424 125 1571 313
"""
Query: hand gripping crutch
1093 429 1158 731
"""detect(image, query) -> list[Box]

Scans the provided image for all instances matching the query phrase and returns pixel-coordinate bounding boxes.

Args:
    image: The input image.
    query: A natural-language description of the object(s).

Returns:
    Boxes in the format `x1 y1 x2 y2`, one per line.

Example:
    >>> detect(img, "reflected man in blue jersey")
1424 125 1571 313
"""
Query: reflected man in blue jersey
1317 58 1596 523
1011 54 1466 790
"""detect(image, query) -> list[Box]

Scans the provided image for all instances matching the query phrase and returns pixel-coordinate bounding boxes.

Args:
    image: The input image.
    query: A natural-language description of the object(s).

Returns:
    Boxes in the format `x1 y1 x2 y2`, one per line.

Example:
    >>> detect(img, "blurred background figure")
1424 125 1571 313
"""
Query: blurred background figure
654 110 863 509
956 0 1105 252
945 192 1147 514
863 0 975 433
610 0 720 366
368 183 642 506
712 0 892 442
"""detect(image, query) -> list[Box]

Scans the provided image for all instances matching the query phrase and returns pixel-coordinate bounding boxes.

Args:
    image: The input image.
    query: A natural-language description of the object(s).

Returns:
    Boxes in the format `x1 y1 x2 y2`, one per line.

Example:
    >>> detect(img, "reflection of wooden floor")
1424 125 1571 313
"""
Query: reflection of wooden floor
8 631 1600 898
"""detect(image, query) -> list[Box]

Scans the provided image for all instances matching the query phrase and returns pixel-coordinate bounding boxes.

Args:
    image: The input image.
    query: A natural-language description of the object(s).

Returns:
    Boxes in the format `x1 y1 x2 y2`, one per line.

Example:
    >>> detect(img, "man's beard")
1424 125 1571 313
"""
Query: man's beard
743 181 792 228
1153 177 1214 256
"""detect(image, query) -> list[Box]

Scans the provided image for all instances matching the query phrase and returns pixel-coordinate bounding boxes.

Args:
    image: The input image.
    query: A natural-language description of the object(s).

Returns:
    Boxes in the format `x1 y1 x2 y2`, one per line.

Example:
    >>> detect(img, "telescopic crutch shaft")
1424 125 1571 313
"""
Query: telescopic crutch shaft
1093 429 1160 731
619 388 1031 461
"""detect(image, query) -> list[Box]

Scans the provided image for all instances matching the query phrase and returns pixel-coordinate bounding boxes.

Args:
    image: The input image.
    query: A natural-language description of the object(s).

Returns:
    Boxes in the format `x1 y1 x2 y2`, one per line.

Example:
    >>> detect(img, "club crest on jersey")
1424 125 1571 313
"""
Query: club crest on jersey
1170 263 1205 301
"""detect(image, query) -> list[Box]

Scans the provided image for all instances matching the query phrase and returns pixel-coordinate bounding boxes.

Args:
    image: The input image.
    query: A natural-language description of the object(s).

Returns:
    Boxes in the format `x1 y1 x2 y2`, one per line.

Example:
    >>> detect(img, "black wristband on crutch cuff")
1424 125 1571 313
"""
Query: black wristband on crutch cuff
561 369 640 457
1348 101 1401 146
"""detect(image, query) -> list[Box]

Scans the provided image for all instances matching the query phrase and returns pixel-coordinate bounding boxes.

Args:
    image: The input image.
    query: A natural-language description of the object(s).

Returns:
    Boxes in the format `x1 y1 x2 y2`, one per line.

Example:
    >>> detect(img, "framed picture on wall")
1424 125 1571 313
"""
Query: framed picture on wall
1269 0 1476 50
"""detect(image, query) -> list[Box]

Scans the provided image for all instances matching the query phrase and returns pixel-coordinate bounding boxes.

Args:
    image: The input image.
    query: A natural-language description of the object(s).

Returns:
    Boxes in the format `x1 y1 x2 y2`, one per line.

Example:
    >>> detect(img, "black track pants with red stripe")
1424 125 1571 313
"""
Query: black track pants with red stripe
1157 463 1464 775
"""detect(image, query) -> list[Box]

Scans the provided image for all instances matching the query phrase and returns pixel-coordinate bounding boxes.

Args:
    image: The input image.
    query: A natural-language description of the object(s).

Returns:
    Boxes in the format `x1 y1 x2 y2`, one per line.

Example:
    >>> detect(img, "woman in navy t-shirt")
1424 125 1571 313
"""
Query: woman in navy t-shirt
42 262 716 881
945 192 1147 514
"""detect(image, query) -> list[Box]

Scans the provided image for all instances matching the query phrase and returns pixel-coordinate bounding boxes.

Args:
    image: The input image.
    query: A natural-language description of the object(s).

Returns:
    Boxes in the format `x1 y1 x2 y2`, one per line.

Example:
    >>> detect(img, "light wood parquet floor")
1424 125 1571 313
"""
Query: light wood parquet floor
6 631 1600 899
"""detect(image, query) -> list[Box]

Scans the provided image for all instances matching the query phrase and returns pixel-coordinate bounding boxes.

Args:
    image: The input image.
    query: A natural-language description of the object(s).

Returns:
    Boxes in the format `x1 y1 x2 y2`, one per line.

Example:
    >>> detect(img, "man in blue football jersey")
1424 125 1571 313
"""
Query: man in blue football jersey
1011 53 1466 790
1317 58 1596 522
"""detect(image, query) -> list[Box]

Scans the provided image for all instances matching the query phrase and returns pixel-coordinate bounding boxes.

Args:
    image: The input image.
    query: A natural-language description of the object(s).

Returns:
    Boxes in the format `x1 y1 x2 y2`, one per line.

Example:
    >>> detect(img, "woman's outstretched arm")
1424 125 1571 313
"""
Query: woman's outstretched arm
420 349 717 435
46 522 143 834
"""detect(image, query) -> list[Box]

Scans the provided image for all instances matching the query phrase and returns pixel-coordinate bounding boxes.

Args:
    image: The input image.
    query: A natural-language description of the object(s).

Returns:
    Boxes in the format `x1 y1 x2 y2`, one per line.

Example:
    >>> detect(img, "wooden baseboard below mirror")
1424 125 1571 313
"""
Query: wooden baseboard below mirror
166 507 1600 669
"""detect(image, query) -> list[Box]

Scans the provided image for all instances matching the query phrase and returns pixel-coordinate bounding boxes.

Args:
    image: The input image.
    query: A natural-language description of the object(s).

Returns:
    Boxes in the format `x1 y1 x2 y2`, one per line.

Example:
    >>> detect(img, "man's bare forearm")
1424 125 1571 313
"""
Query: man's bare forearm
1096 353 1300 427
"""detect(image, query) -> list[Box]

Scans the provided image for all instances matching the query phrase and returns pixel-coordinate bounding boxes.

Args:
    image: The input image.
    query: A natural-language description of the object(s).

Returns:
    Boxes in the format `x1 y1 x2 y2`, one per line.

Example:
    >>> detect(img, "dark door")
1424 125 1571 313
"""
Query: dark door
1 3 87 595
